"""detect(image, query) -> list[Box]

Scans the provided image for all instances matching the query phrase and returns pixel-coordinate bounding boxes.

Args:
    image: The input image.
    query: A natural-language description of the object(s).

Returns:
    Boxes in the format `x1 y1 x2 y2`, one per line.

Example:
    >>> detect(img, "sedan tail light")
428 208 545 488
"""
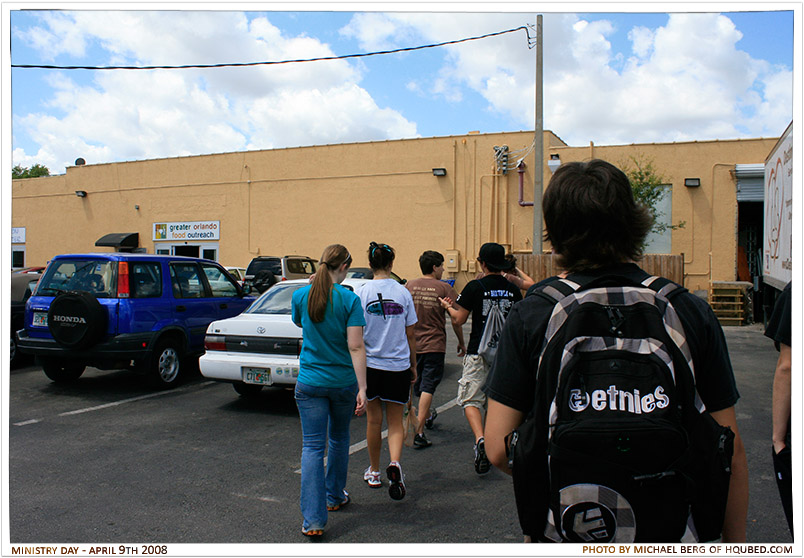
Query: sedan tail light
205 335 226 351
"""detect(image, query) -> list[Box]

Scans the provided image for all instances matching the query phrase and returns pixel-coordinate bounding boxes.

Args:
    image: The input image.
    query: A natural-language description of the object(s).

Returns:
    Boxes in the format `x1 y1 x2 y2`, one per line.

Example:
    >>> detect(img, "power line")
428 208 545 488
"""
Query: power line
12 25 532 71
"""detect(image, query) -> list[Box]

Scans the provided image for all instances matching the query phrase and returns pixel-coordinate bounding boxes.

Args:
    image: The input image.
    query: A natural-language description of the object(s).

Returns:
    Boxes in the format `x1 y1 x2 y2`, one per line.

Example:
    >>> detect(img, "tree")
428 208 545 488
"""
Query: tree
12 163 50 179
620 154 685 239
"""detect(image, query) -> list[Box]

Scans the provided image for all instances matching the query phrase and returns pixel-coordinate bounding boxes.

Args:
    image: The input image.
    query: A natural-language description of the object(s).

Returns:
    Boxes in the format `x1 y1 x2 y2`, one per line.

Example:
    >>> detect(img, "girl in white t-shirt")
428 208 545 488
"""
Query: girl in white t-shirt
356 242 418 501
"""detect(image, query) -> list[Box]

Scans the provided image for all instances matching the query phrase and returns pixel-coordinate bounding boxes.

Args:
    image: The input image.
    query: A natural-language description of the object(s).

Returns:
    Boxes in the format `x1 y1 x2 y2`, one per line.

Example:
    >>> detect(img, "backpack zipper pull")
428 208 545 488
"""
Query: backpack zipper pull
606 306 625 336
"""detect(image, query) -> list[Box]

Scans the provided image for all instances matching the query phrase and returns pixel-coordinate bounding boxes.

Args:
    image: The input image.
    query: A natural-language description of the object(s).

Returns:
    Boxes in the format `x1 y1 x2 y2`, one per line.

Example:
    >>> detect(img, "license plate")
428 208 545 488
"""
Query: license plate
33 312 48 327
243 367 272 385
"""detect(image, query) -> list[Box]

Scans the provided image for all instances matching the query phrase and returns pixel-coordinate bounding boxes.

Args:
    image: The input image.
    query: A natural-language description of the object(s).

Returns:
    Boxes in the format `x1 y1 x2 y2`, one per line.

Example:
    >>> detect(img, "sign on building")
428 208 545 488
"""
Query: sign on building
12 227 26 244
153 221 220 241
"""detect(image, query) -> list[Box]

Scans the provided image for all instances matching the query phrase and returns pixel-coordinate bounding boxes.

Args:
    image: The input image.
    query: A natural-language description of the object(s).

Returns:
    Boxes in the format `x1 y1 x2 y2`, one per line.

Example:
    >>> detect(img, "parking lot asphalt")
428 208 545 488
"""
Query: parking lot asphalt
7 323 795 545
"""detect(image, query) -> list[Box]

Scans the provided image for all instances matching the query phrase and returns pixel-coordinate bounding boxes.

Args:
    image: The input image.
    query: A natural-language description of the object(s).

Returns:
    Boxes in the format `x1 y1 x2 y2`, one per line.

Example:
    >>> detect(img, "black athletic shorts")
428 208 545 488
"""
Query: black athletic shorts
366 366 411 404
414 352 445 397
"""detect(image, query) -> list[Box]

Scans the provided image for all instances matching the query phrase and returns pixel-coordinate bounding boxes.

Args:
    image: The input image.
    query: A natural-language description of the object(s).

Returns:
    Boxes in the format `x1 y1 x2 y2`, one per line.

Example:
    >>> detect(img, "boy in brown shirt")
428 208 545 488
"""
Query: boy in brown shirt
406 250 466 448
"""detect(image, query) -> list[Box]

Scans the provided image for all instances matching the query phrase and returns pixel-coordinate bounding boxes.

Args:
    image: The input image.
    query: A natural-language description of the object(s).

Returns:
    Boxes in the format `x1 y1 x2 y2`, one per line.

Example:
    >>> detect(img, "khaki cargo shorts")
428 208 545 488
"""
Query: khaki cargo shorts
457 354 489 409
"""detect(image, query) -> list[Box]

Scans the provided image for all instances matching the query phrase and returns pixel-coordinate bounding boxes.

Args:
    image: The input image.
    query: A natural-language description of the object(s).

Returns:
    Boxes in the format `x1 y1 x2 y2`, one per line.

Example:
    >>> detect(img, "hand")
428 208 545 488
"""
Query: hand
457 344 466 357
410 366 418 385
355 389 367 416
439 296 453 309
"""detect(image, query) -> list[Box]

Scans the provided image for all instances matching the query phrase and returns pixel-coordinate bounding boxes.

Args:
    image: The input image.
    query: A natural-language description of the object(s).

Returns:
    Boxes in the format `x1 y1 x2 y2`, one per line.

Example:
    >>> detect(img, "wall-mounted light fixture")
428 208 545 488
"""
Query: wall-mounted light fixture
432 168 447 177
75 190 87 198
684 178 701 188
547 154 562 173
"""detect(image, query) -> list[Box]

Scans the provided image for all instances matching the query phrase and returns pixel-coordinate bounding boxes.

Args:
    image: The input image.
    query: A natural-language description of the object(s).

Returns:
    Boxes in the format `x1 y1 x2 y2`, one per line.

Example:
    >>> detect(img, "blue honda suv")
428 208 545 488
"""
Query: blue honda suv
18 253 255 388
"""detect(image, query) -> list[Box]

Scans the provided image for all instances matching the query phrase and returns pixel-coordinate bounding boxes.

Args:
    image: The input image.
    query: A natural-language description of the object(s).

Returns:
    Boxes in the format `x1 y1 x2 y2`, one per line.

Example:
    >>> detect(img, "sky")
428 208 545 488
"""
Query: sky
6 4 797 175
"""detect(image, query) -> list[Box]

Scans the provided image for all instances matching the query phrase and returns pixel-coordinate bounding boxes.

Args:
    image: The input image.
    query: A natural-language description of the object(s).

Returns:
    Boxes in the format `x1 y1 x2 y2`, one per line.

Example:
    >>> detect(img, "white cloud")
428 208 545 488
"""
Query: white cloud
11 9 793 174
337 11 791 145
12 11 417 172
628 26 654 59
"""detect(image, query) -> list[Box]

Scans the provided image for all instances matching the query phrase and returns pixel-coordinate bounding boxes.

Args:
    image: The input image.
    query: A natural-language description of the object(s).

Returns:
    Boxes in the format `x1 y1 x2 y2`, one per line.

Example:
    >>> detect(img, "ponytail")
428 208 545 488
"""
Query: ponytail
367 241 395 272
308 244 352 323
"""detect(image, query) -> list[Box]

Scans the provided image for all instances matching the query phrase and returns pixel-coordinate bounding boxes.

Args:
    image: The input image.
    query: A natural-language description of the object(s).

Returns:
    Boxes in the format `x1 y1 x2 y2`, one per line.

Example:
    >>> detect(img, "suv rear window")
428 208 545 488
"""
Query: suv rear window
246 259 281 276
37 259 116 297
287 259 317 275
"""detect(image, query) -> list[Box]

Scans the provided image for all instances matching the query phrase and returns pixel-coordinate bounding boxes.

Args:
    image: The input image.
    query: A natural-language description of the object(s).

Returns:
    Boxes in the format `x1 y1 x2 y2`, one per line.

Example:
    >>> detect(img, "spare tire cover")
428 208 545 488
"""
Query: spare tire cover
253 270 277 293
48 291 108 349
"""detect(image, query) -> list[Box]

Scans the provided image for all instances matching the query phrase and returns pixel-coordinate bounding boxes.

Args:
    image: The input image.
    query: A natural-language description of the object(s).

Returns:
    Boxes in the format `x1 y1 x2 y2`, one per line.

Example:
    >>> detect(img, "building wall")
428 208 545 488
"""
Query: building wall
11 131 777 294
547 138 778 294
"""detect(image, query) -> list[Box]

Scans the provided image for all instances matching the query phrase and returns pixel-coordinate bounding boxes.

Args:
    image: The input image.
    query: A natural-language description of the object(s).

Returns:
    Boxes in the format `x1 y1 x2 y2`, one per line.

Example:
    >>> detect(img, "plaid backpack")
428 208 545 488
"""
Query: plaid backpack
510 274 734 543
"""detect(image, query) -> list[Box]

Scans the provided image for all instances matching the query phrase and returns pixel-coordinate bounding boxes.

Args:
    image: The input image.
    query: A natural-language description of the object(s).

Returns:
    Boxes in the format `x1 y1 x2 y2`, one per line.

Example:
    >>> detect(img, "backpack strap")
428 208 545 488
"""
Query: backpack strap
641 275 689 301
526 276 579 305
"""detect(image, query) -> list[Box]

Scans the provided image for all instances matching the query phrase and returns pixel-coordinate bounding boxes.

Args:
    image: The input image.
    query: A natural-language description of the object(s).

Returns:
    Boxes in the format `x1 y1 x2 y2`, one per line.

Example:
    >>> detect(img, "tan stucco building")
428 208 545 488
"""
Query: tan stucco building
11 130 778 298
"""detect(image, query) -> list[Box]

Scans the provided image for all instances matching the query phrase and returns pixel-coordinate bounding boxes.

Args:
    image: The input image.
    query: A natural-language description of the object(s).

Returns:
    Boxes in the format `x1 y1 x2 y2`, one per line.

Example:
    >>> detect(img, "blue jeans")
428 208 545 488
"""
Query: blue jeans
294 380 358 531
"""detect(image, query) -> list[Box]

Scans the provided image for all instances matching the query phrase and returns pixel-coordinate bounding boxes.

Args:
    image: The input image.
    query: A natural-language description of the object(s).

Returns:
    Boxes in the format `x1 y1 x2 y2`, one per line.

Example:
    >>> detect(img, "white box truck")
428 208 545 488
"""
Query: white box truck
763 121 793 292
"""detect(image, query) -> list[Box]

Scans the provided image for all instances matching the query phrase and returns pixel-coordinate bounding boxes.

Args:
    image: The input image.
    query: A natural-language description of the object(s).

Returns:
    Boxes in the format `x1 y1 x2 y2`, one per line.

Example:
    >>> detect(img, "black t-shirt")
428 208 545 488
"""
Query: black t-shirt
764 282 792 350
484 263 740 414
455 274 523 354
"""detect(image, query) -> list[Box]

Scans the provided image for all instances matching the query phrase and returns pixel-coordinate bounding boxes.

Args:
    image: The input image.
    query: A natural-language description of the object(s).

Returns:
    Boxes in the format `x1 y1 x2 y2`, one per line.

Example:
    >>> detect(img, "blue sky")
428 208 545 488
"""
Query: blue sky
7 6 796 174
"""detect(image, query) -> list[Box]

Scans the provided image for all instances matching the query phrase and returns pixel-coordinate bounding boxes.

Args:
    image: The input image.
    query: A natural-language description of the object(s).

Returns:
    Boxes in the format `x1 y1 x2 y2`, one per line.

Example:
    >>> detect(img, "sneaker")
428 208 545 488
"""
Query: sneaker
386 461 406 500
363 466 381 488
474 437 491 475
413 432 432 449
424 408 438 430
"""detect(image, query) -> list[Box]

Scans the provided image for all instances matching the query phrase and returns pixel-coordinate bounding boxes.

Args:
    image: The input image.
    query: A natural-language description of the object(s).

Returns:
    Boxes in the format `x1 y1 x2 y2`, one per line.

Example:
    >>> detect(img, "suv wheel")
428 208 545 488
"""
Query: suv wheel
10 334 19 367
40 358 86 383
252 270 277 294
233 382 263 397
47 291 107 349
147 338 183 388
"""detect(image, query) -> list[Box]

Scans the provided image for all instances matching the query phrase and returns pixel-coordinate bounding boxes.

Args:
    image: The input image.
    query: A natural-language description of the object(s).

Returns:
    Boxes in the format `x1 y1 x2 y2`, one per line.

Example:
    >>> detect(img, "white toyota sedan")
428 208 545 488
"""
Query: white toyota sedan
200 278 368 398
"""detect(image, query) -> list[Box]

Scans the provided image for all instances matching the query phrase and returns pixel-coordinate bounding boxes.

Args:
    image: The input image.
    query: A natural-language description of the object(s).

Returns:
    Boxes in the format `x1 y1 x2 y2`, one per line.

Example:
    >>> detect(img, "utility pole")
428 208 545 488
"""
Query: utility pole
532 14 543 254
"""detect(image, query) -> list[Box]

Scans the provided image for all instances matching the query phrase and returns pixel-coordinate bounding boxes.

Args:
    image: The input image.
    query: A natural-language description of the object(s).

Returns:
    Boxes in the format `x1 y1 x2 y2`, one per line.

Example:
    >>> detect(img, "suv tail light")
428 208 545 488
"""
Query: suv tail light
205 335 226 351
117 261 130 298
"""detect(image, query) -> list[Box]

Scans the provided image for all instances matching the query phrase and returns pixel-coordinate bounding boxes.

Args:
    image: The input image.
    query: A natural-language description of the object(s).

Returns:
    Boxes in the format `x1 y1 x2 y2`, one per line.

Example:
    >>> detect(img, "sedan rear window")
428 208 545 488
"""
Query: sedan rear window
36 260 116 297
246 283 306 315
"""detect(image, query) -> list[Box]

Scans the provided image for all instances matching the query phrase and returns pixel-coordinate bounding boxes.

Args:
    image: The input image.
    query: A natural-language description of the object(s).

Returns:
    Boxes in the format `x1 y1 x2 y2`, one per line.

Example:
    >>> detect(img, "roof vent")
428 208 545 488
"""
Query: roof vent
75 158 86 166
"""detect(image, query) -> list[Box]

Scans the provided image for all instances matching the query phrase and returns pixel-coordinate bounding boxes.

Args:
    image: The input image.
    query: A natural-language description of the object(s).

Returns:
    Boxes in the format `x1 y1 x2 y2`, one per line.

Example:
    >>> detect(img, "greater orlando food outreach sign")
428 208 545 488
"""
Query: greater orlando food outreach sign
153 220 220 241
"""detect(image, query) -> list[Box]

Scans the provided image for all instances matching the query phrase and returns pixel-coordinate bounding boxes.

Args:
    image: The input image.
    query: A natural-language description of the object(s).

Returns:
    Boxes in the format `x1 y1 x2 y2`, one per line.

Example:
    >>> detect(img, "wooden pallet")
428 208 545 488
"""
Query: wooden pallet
709 282 752 326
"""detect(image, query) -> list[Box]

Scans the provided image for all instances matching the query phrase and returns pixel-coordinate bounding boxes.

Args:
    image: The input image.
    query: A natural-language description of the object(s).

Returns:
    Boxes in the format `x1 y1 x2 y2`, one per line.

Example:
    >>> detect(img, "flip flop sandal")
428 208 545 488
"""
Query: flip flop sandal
302 528 324 537
326 490 350 511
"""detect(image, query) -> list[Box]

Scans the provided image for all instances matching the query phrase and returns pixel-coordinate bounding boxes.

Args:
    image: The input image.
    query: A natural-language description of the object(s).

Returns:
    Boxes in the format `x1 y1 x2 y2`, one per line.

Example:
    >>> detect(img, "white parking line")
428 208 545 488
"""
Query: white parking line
13 381 216 425
232 493 281 503
294 398 459 474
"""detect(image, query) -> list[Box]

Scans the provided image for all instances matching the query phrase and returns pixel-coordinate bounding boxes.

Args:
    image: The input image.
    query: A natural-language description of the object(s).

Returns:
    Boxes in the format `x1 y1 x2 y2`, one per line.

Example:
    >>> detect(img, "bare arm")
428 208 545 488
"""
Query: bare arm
503 267 535 291
440 297 470 327
439 296 467 355
484 399 526 475
452 319 466 357
772 343 792 453
405 324 418 384
347 325 367 416
710 406 747 542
